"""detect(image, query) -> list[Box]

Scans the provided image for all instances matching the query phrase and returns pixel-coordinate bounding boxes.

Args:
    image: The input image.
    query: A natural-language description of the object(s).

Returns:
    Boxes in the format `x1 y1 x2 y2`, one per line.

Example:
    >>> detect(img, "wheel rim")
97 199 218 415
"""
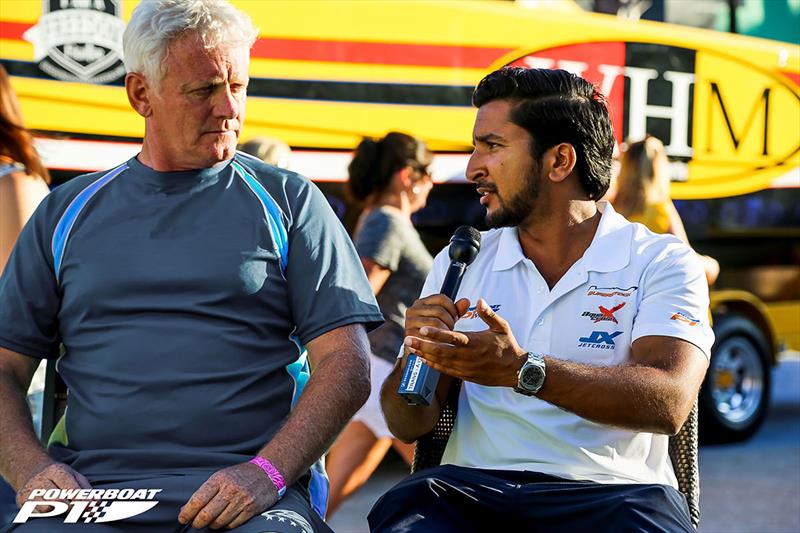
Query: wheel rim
711 336 765 426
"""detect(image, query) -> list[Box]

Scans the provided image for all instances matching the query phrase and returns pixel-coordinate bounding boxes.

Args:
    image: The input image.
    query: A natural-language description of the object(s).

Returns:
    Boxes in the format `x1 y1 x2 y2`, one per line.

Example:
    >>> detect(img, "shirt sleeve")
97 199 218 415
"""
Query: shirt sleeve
354 210 403 271
0 195 62 359
632 240 714 358
285 179 384 345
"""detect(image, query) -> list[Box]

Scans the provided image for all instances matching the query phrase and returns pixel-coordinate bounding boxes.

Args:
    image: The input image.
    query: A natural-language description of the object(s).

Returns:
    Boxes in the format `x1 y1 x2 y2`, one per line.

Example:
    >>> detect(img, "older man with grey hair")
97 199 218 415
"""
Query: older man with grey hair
0 1 382 531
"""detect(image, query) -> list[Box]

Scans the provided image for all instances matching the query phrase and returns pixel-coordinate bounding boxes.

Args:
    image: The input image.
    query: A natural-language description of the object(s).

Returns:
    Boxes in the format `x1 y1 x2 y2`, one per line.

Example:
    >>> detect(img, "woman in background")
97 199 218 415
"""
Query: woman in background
326 132 434 516
0 64 50 272
0 63 50 525
615 135 719 285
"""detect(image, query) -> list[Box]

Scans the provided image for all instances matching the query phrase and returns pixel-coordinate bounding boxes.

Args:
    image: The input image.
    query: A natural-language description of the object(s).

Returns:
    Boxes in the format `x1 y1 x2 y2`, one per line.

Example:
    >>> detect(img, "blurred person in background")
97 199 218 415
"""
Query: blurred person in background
614 135 720 285
238 136 292 168
325 132 434 516
0 63 50 526
0 63 50 272
0 0 382 531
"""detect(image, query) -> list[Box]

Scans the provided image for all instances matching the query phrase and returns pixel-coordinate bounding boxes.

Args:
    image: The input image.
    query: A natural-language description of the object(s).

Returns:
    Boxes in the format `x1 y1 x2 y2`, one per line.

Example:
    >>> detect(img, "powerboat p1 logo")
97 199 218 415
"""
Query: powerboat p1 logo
13 488 161 524
23 0 127 84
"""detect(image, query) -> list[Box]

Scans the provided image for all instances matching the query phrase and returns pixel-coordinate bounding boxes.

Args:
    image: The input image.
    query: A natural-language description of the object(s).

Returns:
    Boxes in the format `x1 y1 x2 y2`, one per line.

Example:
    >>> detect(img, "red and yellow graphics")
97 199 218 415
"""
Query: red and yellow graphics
0 0 797 197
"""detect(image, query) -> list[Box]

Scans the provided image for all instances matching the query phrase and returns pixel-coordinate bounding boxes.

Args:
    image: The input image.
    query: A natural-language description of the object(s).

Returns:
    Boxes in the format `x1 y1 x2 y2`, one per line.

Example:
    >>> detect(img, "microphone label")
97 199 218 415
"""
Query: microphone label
406 356 423 390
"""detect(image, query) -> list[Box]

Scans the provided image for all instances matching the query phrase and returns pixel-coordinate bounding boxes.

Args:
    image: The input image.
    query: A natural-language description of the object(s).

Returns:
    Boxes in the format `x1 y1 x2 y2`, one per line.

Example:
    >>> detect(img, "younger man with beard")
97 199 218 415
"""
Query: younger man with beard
370 67 712 532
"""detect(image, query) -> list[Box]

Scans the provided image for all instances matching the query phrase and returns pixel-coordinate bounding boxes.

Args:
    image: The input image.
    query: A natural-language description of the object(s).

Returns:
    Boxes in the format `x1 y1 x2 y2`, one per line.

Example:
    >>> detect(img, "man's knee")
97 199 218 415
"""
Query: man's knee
368 465 493 533
227 488 331 533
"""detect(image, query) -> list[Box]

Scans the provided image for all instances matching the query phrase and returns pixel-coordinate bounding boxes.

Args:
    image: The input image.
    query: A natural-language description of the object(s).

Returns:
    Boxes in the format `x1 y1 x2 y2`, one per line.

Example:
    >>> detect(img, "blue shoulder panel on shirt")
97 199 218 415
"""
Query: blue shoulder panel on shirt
232 161 289 276
51 163 128 284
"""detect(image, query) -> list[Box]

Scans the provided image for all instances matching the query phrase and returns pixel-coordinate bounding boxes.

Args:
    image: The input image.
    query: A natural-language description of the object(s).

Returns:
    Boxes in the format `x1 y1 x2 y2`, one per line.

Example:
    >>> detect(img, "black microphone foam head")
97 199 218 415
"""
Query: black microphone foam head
449 225 481 266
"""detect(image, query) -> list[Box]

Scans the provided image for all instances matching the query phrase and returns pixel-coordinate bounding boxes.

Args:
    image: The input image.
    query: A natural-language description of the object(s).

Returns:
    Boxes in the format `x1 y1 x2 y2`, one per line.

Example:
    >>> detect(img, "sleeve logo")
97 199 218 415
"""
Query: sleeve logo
671 311 701 326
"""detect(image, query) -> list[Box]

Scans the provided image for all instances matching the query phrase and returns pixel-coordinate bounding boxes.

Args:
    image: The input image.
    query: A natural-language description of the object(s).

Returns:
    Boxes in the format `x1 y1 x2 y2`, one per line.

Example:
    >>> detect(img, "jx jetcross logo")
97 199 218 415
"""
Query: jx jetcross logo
578 331 622 350
14 488 161 524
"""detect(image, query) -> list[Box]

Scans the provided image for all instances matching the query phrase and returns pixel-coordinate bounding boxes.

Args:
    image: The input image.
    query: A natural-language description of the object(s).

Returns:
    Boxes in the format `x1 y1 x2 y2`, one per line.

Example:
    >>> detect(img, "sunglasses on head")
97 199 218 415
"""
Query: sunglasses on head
407 160 431 178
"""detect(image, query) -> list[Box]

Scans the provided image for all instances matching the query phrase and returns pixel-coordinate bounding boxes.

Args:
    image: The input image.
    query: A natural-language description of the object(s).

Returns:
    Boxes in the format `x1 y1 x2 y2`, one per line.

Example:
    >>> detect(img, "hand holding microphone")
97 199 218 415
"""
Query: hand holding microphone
398 226 481 406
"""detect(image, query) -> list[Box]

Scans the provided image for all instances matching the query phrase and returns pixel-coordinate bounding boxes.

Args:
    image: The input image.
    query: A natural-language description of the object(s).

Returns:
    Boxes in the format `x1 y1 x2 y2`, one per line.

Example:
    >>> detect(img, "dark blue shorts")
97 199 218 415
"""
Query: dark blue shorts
368 464 694 532
3 473 331 533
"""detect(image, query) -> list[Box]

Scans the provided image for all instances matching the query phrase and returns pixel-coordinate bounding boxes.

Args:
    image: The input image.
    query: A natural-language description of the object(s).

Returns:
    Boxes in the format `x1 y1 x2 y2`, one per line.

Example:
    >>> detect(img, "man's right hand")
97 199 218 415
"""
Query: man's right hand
380 294 470 443
15 461 92 508
405 294 471 341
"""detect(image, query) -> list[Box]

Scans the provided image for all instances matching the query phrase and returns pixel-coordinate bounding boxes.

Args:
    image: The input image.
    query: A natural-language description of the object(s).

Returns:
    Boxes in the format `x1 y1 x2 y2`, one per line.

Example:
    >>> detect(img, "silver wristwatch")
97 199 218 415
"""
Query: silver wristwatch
514 352 546 396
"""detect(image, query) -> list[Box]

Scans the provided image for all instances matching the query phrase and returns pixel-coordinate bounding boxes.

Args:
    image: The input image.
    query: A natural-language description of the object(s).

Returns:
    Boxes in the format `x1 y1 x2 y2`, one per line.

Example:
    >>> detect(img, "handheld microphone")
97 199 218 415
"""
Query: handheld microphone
398 225 481 406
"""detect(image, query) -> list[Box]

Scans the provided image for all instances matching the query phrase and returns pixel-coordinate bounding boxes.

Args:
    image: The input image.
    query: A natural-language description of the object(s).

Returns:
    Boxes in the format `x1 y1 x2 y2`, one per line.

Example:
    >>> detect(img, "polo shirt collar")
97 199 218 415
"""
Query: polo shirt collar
491 201 632 273
492 226 526 271
583 201 633 273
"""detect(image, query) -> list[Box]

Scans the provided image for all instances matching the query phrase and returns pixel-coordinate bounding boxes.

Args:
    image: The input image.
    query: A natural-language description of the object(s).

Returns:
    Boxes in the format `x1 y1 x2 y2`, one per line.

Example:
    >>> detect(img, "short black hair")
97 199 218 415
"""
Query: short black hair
472 67 614 200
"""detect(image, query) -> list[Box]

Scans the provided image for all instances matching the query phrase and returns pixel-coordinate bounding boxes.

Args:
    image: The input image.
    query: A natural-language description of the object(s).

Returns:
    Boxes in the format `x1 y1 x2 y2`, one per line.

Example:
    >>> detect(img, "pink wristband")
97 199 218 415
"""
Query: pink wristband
249 457 287 498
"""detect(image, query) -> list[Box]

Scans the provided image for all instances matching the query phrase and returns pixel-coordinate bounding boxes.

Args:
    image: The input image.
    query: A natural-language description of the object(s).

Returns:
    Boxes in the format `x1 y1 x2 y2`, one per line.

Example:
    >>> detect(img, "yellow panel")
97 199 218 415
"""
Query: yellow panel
240 97 476 152
679 49 800 199
11 77 144 138
248 59 486 86
0 0 41 23
0 38 33 60
765 302 800 352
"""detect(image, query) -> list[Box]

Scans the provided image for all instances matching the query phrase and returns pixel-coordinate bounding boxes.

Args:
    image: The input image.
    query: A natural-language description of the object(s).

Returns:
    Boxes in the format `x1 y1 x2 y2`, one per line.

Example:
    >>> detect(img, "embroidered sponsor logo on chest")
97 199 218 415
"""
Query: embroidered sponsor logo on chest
578 330 622 350
581 302 626 323
586 285 638 298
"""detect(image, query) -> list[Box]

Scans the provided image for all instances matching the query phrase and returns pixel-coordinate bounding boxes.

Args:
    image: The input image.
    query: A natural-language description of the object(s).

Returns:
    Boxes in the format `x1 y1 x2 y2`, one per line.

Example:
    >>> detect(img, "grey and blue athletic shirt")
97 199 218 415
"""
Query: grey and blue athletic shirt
0 153 383 483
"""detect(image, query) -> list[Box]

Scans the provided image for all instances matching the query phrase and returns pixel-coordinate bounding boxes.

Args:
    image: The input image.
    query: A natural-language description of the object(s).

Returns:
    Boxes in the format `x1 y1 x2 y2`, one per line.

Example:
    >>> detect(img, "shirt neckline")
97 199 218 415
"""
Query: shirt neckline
492 202 632 274
126 155 233 188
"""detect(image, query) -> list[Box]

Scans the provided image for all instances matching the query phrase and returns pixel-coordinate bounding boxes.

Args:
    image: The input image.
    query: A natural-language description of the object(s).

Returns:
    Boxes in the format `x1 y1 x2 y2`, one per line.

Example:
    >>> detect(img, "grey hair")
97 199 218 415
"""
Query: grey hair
123 0 258 85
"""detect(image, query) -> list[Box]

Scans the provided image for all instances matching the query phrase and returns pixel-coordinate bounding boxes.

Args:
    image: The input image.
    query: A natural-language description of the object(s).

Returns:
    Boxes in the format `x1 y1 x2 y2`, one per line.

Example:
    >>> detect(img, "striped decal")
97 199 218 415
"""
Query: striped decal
285 346 310 410
0 21 511 69
287 328 330 517
51 163 127 283
286 338 328 518
232 161 288 275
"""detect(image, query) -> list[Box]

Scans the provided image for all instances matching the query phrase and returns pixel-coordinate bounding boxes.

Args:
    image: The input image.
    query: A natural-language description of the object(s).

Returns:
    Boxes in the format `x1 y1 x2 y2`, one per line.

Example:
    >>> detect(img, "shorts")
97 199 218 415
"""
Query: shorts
350 354 395 440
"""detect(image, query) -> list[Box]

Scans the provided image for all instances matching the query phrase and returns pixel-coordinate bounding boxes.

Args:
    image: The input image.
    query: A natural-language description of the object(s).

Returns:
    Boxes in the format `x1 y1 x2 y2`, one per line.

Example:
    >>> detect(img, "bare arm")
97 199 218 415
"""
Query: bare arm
361 257 392 295
0 347 90 506
0 171 49 274
536 335 707 434
255 323 372 483
0 347 47 489
408 300 708 435
380 294 468 443
179 323 372 529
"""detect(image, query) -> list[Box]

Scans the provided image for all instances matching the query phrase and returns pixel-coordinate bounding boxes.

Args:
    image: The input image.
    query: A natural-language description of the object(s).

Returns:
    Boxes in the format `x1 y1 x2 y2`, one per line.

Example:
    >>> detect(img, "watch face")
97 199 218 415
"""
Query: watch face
521 364 544 391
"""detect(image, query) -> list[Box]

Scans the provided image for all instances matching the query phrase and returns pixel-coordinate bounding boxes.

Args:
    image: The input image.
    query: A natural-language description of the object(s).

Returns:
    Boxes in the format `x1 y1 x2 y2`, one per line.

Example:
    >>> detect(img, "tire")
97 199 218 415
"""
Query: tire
699 313 772 444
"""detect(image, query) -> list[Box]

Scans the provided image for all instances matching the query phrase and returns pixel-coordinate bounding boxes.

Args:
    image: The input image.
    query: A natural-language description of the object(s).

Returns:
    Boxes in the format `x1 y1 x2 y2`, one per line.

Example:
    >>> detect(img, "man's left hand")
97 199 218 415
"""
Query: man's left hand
405 298 528 387
178 462 277 530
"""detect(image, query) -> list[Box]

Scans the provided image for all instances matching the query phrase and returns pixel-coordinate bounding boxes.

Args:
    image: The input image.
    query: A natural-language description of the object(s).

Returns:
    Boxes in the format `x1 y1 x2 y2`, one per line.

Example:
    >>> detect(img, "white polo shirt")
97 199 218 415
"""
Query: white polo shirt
428 202 714 487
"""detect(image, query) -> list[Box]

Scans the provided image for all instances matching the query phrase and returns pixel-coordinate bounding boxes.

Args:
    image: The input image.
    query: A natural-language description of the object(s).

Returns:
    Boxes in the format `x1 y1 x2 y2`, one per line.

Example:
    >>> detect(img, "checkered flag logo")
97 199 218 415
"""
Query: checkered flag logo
81 501 112 523
12 488 161 524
